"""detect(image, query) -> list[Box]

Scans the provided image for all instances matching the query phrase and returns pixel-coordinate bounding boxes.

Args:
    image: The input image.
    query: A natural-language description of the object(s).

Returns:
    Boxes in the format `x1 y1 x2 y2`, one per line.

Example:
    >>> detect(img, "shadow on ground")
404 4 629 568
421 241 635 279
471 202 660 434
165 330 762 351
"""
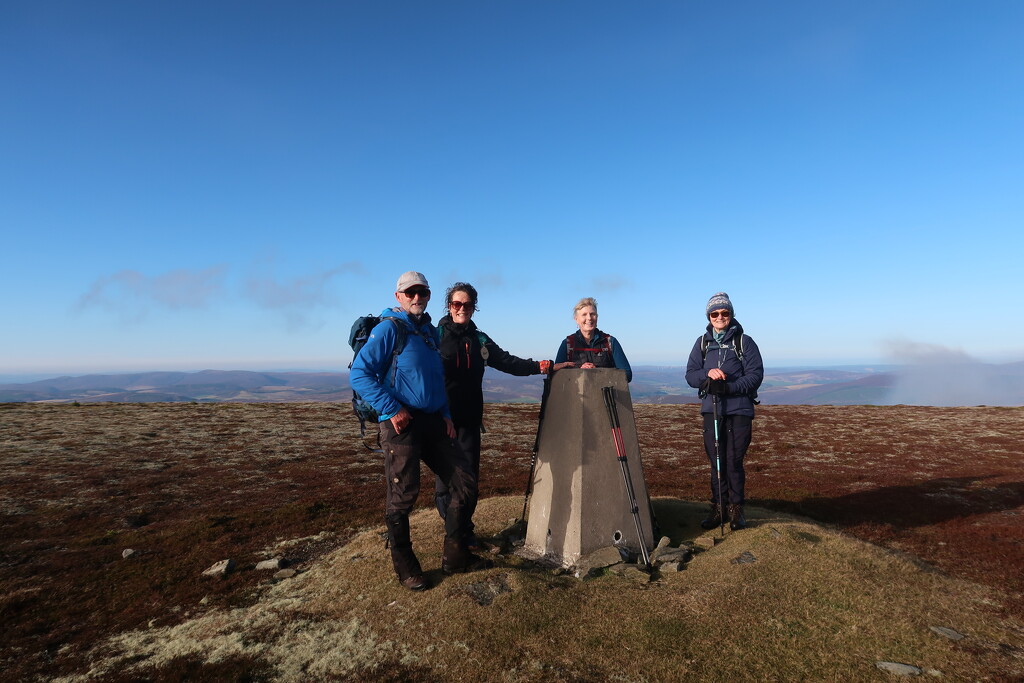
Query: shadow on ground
758 476 1024 530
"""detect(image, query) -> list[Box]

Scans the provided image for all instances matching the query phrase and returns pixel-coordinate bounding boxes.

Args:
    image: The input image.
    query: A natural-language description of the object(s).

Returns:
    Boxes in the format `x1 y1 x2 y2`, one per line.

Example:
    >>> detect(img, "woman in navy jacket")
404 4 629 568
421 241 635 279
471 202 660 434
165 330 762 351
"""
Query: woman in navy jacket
554 297 632 382
685 292 764 530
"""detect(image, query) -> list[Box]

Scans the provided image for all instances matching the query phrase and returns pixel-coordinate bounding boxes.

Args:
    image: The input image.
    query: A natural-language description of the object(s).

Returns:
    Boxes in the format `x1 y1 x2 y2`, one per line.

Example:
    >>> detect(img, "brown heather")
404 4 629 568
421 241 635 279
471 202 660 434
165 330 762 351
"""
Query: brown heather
1 402 1022 681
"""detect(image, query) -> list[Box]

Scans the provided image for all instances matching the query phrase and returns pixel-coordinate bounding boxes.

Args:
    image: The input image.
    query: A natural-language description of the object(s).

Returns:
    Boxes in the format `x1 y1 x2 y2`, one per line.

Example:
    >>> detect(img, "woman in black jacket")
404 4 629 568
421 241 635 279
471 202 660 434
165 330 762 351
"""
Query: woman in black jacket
435 282 570 548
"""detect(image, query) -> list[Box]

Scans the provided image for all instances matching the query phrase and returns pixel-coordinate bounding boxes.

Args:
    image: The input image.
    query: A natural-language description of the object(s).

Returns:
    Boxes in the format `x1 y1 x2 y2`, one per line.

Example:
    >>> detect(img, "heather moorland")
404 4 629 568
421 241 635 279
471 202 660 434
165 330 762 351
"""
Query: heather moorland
1 402 1021 681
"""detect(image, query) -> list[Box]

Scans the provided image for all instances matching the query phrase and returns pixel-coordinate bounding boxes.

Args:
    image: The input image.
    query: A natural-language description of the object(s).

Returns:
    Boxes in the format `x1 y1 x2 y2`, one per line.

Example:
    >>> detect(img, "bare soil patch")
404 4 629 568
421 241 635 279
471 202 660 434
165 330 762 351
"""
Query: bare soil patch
1 402 1022 680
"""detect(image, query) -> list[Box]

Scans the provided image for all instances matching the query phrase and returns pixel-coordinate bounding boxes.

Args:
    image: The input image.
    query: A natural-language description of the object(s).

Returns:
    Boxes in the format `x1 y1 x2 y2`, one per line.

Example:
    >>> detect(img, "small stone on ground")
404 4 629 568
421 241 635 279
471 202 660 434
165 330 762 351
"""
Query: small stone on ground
202 559 234 577
730 550 757 564
929 626 965 641
876 661 922 676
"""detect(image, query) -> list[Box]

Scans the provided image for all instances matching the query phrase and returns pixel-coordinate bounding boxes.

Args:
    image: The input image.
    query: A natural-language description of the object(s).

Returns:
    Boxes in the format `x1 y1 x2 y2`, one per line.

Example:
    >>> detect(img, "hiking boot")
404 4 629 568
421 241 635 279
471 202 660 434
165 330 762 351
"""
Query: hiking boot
464 532 481 551
400 574 429 591
728 504 747 531
441 537 494 574
700 504 725 530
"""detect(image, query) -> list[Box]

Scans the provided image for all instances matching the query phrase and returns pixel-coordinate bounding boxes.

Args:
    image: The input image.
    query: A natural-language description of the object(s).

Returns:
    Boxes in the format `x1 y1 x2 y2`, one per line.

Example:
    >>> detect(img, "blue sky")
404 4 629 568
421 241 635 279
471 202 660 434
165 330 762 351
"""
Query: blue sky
3 1 1022 376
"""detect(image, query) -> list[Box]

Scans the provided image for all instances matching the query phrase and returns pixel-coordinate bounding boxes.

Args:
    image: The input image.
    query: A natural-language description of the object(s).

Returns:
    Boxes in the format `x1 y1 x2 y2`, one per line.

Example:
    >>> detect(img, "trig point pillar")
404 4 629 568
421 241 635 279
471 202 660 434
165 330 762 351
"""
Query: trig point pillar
522 368 655 568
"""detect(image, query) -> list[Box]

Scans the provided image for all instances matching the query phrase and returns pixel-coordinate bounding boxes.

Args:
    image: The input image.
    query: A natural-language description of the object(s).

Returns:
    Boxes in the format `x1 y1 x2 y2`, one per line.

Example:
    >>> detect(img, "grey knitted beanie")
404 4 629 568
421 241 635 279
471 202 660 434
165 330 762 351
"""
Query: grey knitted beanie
705 292 734 318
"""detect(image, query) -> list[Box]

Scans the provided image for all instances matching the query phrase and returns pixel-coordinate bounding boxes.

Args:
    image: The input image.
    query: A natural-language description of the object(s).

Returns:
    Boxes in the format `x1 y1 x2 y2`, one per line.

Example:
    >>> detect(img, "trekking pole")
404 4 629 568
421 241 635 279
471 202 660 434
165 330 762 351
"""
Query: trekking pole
519 374 553 524
712 393 725 537
602 386 652 569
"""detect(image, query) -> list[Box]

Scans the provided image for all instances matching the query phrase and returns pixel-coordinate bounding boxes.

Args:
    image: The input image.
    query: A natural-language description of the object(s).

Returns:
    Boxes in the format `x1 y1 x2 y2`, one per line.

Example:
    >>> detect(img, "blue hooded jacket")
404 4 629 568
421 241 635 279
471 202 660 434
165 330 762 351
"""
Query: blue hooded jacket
349 307 450 421
684 320 763 417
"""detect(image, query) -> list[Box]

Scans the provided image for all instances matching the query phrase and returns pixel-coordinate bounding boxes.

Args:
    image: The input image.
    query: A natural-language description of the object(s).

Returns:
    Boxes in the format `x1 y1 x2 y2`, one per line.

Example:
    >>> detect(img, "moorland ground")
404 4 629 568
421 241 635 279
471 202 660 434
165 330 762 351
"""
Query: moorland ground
1 402 1021 680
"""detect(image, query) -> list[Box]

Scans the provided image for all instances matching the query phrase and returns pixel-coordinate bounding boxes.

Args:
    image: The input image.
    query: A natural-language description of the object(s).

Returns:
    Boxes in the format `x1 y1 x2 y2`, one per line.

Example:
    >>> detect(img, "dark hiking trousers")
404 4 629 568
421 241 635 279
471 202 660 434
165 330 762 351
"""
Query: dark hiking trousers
433 424 481 533
702 413 753 506
380 411 476 520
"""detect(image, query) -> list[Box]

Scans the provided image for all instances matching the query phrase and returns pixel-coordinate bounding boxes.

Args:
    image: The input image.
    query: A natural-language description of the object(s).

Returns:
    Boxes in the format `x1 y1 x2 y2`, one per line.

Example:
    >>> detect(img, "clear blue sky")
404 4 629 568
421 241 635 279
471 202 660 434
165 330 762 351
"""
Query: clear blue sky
3 1 1022 375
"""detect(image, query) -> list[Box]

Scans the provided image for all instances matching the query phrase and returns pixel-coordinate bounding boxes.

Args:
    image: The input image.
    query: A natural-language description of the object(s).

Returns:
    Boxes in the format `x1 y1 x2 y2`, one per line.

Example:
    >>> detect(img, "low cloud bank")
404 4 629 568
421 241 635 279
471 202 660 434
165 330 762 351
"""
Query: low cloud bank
881 340 1024 407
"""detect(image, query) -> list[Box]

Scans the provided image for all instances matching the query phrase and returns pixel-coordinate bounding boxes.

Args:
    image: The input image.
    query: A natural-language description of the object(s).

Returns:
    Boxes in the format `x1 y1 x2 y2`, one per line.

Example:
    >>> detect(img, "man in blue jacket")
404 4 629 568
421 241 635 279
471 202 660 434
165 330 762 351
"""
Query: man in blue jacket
685 292 764 531
350 271 482 590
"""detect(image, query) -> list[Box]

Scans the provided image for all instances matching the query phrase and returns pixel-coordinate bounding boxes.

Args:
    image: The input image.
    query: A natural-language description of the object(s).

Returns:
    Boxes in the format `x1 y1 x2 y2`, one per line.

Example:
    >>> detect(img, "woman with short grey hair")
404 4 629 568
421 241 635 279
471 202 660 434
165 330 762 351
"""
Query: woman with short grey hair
554 297 632 382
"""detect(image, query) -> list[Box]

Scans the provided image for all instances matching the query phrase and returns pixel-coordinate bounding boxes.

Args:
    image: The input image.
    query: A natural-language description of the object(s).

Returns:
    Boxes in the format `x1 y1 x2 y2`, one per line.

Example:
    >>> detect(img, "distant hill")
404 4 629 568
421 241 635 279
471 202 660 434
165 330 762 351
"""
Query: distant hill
0 370 350 403
3 363 1021 406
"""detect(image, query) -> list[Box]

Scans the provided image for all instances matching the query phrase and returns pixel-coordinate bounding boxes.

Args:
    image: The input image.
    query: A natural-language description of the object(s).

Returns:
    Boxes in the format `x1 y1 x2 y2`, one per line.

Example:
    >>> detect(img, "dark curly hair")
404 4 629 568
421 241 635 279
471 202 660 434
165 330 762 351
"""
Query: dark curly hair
445 282 479 312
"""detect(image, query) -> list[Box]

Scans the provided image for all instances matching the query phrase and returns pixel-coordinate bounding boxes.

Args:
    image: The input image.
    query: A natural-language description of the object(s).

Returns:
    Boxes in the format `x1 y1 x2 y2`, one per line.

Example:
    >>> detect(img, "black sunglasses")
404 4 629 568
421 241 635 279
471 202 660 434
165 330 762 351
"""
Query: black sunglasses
709 310 731 319
403 287 430 299
449 301 475 310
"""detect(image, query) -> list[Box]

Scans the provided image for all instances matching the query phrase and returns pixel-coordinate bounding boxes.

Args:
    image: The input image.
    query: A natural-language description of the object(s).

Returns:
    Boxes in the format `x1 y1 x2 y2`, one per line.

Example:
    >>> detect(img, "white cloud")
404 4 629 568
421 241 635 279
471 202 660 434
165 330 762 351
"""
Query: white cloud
77 266 228 321
243 261 365 330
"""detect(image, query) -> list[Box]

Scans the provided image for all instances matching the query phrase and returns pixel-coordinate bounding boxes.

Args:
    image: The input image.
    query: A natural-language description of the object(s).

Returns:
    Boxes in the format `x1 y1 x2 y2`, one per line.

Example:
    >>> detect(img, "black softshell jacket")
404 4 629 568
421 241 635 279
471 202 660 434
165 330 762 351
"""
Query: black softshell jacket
438 315 542 429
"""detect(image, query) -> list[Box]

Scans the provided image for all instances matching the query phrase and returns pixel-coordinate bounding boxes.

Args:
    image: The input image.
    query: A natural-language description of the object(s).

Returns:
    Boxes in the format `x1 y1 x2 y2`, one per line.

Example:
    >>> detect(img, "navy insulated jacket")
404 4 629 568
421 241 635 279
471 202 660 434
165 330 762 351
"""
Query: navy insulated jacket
684 320 764 417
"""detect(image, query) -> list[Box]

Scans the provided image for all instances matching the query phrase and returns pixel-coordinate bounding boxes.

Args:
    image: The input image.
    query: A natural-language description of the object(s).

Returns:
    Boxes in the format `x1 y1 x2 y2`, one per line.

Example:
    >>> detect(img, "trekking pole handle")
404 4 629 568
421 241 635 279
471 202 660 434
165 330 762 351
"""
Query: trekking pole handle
602 386 620 429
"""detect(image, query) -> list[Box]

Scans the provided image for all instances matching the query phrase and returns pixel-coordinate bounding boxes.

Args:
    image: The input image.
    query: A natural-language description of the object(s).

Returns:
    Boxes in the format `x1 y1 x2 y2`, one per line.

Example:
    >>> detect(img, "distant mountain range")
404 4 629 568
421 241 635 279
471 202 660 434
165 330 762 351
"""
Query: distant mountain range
5 363 1021 406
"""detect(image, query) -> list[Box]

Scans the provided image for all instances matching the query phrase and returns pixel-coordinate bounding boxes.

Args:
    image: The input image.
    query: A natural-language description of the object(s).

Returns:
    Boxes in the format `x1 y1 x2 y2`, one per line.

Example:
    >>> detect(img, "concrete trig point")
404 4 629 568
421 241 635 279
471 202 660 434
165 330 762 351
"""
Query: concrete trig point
521 368 655 568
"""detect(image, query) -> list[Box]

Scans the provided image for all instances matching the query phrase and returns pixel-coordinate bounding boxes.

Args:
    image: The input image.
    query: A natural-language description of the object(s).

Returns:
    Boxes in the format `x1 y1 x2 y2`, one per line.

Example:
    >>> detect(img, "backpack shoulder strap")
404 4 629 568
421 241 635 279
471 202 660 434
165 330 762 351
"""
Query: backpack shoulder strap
702 333 743 360
380 316 407 353
565 334 578 361
378 317 409 383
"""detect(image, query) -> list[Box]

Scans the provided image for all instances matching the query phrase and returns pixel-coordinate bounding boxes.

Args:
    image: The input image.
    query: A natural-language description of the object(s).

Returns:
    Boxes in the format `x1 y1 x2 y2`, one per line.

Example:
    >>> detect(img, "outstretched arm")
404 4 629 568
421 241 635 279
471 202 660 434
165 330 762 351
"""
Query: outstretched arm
485 336 545 376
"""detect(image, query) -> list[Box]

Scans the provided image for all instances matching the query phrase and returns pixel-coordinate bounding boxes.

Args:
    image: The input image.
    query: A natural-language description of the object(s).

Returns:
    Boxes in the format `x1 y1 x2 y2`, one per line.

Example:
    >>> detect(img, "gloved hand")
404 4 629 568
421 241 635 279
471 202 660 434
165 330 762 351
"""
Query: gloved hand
699 377 728 398
540 361 575 374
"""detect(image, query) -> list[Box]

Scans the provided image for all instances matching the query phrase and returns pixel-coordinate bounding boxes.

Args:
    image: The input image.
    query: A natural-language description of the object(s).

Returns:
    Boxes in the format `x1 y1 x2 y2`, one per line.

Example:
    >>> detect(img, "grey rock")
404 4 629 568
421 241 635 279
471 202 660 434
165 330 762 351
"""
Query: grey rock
929 626 965 641
693 536 717 550
652 547 691 564
876 661 922 676
576 546 628 578
655 536 671 550
604 563 627 576
730 550 757 565
274 568 297 580
202 559 234 577
256 557 286 571
659 561 684 573
121 548 136 559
